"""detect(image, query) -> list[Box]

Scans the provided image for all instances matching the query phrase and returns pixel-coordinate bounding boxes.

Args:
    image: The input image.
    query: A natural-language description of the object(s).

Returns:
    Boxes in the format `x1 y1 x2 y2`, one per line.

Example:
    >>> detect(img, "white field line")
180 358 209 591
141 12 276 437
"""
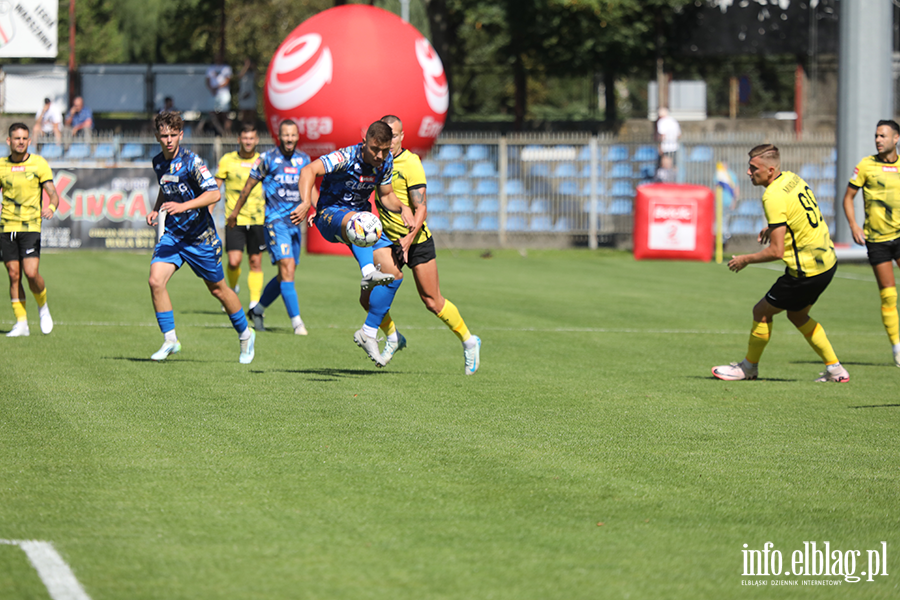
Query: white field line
0 539 91 600
748 263 878 282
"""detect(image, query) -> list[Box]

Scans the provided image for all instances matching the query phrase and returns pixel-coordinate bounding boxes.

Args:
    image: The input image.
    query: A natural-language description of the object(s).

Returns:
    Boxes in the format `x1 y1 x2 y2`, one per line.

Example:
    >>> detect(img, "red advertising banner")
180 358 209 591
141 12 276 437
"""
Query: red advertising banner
633 183 714 262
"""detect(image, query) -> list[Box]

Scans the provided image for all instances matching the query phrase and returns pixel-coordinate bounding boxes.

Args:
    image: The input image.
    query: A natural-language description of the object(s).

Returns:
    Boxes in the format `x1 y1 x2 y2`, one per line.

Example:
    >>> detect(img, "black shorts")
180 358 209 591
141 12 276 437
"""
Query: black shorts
225 224 266 255
392 236 436 270
866 237 900 266
0 232 41 262
765 263 837 312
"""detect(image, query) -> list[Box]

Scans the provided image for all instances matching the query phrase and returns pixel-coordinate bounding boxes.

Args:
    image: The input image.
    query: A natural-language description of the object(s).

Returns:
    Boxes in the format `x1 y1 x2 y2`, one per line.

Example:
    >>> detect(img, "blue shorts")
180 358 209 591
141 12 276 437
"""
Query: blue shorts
152 232 224 282
265 218 302 264
314 205 393 250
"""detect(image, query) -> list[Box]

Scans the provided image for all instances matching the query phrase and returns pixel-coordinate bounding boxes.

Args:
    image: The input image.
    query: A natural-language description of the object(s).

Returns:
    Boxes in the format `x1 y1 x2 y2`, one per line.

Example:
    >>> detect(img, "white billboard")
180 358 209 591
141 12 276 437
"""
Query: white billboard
0 1 58 58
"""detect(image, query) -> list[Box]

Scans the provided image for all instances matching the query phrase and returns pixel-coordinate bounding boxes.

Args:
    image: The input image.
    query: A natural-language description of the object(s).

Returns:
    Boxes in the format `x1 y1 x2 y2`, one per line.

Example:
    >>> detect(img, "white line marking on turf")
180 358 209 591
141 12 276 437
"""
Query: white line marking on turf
749 263 877 282
0 539 91 600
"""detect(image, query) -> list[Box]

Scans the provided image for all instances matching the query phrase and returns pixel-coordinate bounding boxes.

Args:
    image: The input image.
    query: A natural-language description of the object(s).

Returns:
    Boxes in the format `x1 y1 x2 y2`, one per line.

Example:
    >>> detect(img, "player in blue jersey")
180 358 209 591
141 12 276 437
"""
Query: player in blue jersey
228 119 311 335
146 111 255 363
291 120 413 366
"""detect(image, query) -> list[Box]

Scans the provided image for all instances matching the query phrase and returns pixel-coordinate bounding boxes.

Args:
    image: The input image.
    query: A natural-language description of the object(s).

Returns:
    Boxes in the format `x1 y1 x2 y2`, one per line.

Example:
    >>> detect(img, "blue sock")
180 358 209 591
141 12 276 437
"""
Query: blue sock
228 309 249 334
350 244 374 269
280 281 300 319
365 278 401 329
258 277 281 309
155 310 175 334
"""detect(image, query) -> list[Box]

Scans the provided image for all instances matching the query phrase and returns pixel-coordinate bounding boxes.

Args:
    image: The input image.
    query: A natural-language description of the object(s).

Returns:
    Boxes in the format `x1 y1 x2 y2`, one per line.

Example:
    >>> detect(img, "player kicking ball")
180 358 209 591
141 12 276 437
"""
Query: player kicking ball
147 111 255 363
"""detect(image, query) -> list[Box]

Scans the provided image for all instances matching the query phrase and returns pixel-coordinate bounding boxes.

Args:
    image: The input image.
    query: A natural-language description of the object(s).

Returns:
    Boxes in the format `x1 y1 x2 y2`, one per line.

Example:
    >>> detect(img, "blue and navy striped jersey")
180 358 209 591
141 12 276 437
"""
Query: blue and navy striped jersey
317 144 393 212
152 147 219 240
249 148 311 223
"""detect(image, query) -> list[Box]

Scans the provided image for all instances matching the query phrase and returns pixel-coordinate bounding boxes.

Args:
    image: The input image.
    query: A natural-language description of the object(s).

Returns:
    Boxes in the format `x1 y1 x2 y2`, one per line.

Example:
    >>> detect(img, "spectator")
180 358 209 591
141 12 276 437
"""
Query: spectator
158 96 177 114
34 98 62 143
237 59 257 125
65 96 93 139
206 56 232 135
656 107 681 163
654 154 676 183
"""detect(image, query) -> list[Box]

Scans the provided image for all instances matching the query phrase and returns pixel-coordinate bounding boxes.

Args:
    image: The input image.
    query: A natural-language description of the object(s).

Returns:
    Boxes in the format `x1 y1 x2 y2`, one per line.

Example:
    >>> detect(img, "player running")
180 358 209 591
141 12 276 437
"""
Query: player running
229 120 310 335
291 120 413 366
215 123 266 310
0 123 60 337
371 115 481 374
842 119 900 366
712 144 848 382
147 111 255 363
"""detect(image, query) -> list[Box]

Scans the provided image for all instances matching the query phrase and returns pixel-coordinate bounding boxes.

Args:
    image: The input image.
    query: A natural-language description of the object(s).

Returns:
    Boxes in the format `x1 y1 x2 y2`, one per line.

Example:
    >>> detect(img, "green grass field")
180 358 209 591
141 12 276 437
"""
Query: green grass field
1 248 898 599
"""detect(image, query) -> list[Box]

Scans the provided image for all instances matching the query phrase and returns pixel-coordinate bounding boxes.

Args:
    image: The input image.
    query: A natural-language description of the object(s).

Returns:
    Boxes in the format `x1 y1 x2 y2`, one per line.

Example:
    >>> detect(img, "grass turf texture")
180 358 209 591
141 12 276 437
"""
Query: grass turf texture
1 249 898 599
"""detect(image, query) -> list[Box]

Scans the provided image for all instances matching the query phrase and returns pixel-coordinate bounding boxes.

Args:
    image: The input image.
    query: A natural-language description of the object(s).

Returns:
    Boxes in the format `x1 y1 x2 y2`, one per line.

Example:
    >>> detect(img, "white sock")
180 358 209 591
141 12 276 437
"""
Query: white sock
164 329 178 343
387 331 398 343
291 316 304 329
463 336 478 350
362 324 378 338
239 327 251 341
892 343 900 354
361 264 376 278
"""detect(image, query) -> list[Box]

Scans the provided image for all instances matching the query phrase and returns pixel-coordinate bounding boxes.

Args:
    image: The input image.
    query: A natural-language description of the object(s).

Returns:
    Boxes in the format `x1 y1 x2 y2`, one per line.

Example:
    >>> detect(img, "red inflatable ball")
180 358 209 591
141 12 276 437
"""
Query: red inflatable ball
263 5 448 159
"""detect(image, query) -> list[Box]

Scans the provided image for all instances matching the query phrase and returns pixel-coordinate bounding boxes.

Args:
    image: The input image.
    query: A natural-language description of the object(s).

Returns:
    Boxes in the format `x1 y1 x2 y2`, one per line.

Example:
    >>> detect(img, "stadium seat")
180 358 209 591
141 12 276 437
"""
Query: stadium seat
93 143 115 159
530 198 549 213
582 199 605 214
427 196 449 213
422 160 440 177
609 163 633 179
506 215 528 231
441 162 467 178
637 163 656 181
464 145 489 161
730 217 757 234
609 199 633 215
476 215 499 231
633 145 658 162
558 181 579 196
427 179 444 194
450 197 475 212
434 145 462 161
820 163 836 180
553 163 577 178
610 181 634 197
581 182 605 197
828 148 837 162
799 164 821 181
577 145 592 161
736 201 760 216
816 183 835 199
530 215 553 231
688 146 713 162
120 143 145 160
818 200 834 217
470 161 498 178
528 163 551 178
452 214 475 231
473 179 499 196
505 179 525 195
40 144 63 159
476 198 499 213
507 197 529 213
578 164 603 179
427 214 450 230
606 145 629 162
446 180 470 196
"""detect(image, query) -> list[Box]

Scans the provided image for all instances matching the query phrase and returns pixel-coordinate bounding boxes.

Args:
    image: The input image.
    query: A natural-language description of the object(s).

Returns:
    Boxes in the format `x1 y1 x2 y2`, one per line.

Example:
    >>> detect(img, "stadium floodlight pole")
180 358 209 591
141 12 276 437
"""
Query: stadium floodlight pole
835 0 893 244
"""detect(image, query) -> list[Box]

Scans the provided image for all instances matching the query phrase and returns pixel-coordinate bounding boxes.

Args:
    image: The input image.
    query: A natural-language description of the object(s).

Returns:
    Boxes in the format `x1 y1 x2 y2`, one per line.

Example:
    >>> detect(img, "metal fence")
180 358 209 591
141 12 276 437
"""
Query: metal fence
28 131 840 248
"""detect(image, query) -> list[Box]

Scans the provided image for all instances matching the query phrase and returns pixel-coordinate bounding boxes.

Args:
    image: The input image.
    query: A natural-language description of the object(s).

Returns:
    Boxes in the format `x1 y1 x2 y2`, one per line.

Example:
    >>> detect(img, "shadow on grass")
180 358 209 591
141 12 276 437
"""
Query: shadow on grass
849 403 900 409
790 360 888 367
690 376 796 382
179 309 227 316
103 356 205 363
246 367 392 381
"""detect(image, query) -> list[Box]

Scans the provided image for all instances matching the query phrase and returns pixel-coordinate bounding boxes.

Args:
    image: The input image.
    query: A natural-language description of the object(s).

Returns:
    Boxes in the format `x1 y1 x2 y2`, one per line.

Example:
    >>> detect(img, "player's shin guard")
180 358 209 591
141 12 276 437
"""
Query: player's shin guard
228 308 250 336
247 270 264 307
437 299 471 342
258 277 281 309
880 287 900 345
226 264 241 290
350 243 374 270
365 279 401 330
279 281 300 319
797 317 839 365
745 320 771 364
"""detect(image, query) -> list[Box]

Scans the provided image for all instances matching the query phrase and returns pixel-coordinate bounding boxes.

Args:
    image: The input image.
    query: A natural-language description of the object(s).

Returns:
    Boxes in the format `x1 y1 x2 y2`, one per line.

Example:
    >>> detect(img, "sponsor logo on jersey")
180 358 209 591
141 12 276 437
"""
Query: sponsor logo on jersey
240 162 254 168
11 166 25 172
360 175 375 183
284 167 298 174
882 166 898 173
161 174 179 183
268 32 333 110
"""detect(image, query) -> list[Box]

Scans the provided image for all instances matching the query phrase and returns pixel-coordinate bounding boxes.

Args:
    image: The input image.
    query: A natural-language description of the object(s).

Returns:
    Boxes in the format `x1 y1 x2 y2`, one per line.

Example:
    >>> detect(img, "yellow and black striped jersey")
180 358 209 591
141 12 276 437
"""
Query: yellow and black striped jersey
0 154 54 233
763 171 836 278
848 154 900 243
216 151 264 226
376 149 431 245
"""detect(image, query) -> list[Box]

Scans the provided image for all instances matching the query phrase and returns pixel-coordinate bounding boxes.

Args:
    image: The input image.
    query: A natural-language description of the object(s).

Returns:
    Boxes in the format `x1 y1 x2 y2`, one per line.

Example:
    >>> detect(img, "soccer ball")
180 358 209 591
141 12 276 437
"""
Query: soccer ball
345 211 383 247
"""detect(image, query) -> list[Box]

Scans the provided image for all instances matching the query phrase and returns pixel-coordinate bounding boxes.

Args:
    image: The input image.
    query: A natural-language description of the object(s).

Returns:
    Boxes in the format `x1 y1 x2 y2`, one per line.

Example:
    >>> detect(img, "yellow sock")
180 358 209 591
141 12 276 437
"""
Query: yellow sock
437 299 471 342
11 299 26 322
879 287 900 345
33 288 47 308
380 312 396 336
745 320 771 364
797 318 839 365
226 264 241 290
247 270 264 306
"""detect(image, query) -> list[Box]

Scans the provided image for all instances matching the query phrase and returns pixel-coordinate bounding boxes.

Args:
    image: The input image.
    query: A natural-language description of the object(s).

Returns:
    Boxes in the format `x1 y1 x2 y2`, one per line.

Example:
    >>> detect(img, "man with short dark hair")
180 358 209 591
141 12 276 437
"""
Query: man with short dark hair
147 111 255 363
0 123 60 336
712 144 847 382
842 119 900 367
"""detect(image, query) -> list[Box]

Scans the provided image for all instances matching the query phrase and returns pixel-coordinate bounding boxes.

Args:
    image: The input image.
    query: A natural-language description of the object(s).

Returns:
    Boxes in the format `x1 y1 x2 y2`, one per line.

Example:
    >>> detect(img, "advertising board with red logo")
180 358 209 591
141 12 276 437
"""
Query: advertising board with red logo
633 184 714 261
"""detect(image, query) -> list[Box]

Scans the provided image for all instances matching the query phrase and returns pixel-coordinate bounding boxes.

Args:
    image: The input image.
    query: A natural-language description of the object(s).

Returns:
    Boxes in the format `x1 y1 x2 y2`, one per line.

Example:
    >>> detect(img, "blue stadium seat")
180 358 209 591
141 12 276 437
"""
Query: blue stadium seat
578 164 603 179
553 163 577 178
477 215 499 231
828 148 837 162
505 179 524 195
120 143 144 160
441 162 467 178
40 144 63 159
446 180 470 196
422 160 440 177
688 146 713 162
470 161 498 178
610 181 634 197
427 179 444 194
93 144 115 159
65 144 91 160
606 145 629 162
435 145 462 161
609 199 633 215
582 200 605 214
464 145 489 161
799 164 821 180
637 163 656 180
452 214 475 230
730 217 757 234
528 163 551 178
450 197 475 212
820 163 836 180
530 215 553 231
558 181 579 195
476 198 499 213
736 201 760 216
427 214 450 230
581 182 605 197
507 197 529 213
530 198 549 213
506 215 528 231
427 196 449 213
818 200 834 217
633 145 658 162
609 163 633 179
473 179 499 195
816 183 835 199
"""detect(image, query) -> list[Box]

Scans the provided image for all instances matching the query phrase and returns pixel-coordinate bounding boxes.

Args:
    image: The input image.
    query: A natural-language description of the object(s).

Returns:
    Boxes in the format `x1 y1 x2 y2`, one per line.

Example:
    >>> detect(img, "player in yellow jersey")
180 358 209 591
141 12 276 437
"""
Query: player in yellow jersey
712 144 848 382
842 119 900 366
368 115 481 374
215 123 266 311
0 123 61 337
